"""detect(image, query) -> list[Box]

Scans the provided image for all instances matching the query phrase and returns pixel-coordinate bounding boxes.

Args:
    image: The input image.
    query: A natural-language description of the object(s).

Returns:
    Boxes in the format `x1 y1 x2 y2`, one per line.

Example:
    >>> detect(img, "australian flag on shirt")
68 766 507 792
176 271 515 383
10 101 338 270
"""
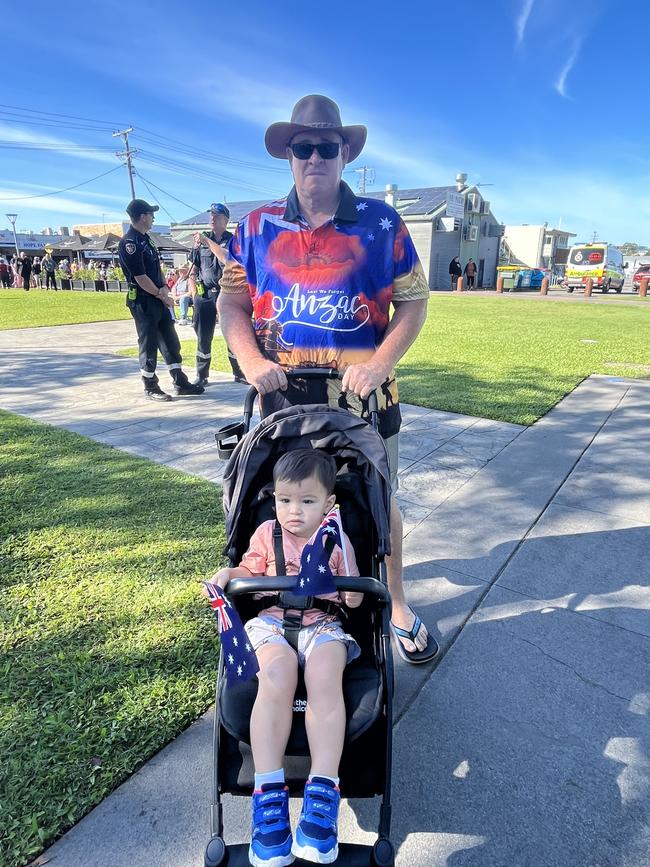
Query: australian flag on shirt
226 181 428 371
202 583 259 686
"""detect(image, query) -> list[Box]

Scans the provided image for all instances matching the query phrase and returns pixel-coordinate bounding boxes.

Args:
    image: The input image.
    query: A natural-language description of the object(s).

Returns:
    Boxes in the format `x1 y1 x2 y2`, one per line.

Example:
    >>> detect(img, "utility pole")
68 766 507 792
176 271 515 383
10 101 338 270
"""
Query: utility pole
353 166 375 194
112 127 137 199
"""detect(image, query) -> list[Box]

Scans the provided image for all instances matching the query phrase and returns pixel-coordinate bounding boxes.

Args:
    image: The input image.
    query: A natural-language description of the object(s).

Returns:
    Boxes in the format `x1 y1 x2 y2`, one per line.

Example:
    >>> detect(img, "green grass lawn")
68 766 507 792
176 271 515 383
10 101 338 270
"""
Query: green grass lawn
119 295 650 425
0 288 130 330
0 411 224 867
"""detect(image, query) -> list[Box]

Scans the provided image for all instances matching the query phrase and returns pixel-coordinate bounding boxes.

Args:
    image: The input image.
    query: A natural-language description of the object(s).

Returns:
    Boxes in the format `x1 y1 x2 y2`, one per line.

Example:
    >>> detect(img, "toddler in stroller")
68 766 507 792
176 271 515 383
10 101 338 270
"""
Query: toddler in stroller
205 448 364 865
204 375 396 867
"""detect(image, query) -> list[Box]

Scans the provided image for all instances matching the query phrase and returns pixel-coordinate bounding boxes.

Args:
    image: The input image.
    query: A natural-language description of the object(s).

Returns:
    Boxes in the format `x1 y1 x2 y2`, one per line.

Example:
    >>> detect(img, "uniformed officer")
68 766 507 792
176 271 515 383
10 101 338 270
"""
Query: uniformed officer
118 199 204 401
188 202 238 386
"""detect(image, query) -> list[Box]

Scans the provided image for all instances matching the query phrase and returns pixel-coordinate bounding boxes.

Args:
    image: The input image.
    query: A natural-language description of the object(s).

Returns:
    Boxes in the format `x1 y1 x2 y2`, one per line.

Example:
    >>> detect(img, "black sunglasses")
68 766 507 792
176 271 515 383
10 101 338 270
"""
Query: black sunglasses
290 141 341 160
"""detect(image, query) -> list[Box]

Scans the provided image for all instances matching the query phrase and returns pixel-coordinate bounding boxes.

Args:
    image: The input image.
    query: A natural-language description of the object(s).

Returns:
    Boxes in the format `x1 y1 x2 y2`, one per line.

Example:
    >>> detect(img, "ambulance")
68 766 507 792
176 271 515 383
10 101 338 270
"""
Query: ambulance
565 243 626 293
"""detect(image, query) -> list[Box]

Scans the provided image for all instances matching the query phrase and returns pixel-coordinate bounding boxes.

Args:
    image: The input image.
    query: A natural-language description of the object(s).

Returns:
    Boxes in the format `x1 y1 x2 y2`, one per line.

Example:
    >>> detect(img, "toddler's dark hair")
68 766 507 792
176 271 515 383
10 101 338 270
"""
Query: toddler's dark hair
273 449 336 494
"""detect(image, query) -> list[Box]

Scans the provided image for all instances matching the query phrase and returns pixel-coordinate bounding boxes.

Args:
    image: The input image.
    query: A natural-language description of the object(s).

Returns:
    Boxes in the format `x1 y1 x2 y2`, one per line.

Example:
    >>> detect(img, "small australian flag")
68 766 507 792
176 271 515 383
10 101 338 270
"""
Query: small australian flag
202 582 259 686
293 505 348 596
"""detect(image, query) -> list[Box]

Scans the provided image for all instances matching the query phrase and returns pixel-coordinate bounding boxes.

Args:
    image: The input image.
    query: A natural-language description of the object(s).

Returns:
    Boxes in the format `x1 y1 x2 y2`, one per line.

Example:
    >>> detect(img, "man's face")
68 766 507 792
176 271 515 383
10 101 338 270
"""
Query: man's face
287 131 349 200
140 211 155 232
210 212 228 236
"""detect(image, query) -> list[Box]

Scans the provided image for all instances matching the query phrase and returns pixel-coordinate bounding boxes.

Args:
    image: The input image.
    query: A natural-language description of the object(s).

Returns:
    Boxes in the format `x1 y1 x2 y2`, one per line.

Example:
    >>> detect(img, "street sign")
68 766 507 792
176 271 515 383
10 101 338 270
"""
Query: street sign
445 192 465 219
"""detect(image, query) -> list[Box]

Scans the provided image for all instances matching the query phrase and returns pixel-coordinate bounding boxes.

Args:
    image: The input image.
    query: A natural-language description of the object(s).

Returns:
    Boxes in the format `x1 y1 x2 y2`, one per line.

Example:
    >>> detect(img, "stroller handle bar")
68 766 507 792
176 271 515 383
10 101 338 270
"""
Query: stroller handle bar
243 368 380 432
226 575 390 602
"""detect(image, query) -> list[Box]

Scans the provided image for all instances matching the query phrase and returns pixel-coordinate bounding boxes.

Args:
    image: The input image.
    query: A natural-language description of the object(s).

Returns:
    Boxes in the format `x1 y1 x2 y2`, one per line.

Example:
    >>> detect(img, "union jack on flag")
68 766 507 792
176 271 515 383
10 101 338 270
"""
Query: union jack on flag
202 582 259 686
293 505 348 597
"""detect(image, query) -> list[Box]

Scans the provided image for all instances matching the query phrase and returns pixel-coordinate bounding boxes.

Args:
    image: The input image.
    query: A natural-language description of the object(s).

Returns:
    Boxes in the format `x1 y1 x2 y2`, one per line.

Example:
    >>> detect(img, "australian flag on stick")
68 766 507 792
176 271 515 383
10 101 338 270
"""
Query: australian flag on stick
293 505 348 597
202 582 259 686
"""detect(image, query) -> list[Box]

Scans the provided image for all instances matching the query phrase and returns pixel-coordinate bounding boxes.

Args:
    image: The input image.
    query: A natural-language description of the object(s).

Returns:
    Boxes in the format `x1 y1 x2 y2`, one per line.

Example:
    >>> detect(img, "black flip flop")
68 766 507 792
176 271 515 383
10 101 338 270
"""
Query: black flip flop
391 609 439 664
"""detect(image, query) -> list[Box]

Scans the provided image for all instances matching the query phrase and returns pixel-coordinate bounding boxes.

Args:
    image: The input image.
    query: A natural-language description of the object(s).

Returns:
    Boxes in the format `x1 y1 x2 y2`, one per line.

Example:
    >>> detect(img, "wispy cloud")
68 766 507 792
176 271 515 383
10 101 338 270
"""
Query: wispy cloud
0 123 117 165
0 188 110 216
554 37 583 98
515 0 536 45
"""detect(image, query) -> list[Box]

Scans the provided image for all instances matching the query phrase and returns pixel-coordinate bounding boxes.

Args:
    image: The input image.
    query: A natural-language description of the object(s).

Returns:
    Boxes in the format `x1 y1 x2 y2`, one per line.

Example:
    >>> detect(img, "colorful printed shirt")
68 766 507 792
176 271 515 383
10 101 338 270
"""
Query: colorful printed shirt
219 181 429 437
240 519 360 626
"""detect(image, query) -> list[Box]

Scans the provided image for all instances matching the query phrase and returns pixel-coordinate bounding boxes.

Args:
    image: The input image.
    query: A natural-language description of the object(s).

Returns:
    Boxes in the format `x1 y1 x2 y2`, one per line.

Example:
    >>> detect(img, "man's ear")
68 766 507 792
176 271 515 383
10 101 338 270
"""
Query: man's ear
341 142 350 168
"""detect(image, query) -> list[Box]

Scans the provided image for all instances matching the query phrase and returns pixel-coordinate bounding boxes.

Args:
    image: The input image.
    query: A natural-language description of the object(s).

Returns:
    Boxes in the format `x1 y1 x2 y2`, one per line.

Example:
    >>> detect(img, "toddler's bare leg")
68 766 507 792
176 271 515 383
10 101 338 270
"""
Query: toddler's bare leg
250 642 298 774
304 641 347 778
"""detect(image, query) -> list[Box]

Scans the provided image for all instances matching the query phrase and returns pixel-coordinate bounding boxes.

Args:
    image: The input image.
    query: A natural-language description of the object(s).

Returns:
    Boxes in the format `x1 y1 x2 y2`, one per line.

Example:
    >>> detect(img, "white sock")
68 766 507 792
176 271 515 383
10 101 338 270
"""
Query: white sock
254 769 285 790
309 774 339 787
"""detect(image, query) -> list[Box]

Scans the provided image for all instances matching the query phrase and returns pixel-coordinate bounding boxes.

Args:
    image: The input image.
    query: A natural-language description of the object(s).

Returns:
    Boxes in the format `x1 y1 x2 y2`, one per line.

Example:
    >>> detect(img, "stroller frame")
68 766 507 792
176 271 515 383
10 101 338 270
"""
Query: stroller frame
204 371 396 867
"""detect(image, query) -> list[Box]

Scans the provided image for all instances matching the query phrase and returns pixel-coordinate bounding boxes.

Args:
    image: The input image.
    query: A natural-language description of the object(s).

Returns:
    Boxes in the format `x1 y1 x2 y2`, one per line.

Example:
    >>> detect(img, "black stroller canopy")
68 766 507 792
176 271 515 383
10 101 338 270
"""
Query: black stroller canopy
221 404 392 563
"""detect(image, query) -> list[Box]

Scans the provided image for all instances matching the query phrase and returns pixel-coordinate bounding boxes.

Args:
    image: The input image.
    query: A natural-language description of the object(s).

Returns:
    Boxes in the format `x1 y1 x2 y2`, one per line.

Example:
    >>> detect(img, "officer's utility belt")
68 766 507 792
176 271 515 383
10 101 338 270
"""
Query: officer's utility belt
260 520 344 651
196 284 217 298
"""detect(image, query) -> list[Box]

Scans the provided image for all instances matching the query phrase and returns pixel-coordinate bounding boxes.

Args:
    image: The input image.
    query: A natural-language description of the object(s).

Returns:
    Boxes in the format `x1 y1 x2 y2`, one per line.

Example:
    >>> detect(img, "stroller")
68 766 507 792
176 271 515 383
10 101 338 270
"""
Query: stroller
205 370 396 867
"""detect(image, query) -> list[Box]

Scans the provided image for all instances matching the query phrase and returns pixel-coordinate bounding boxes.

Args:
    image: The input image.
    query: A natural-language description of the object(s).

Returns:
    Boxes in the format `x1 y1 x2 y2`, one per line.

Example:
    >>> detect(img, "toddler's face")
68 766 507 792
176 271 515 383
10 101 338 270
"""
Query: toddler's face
274 474 335 539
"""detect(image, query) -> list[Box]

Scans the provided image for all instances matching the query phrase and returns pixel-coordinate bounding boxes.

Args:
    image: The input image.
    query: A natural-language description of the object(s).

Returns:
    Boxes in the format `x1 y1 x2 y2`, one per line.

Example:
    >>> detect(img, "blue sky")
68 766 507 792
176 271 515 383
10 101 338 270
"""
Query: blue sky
1 0 648 244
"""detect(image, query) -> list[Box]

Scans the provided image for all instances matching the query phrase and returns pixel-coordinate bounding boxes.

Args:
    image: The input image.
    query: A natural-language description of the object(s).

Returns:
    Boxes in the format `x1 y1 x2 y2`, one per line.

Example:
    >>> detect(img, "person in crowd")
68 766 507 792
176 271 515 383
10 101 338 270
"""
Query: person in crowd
32 256 42 287
0 254 11 288
218 93 439 665
19 253 32 292
42 252 57 290
464 258 477 290
171 265 192 324
448 255 462 289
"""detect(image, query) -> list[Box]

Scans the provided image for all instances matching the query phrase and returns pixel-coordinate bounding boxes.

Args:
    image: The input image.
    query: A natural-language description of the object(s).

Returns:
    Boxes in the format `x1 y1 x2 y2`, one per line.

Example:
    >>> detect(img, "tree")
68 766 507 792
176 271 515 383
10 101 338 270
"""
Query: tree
618 242 641 255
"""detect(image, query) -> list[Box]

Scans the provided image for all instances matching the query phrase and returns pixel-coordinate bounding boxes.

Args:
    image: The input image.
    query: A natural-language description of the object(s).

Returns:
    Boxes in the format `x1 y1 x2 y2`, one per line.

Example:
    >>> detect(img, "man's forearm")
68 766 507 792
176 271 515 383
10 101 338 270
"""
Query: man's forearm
135 274 166 297
218 296 266 363
373 299 428 373
204 238 228 264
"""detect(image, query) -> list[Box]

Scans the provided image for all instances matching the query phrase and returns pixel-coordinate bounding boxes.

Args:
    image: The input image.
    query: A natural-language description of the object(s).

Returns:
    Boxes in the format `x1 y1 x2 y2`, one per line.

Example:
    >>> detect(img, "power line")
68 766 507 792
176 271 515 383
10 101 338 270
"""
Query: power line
132 172 200 215
137 173 176 222
0 104 125 129
133 127 287 174
137 151 280 197
0 164 123 201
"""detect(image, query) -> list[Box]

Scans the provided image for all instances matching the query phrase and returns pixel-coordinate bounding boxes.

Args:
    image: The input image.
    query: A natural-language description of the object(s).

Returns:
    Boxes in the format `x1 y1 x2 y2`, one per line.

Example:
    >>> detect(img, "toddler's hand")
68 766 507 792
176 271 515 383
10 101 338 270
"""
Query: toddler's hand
343 591 363 608
201 568 232 597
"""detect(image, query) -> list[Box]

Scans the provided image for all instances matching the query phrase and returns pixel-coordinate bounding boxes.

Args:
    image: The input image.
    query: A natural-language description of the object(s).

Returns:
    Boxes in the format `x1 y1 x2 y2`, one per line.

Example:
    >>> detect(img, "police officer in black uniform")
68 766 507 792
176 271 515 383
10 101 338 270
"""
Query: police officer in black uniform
118 199 204 401
188 202 237 386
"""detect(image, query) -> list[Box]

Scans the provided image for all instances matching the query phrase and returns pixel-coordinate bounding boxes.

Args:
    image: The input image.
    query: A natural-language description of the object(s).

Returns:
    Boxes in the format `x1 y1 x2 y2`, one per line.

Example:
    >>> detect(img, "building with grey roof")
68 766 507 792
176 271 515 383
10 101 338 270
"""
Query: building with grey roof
171 174 503 289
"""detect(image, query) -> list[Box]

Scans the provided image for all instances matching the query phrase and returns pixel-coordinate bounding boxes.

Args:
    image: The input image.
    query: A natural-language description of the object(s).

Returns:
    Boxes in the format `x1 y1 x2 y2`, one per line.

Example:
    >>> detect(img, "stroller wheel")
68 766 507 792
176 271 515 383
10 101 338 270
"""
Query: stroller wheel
371 837 395 867
204 835 228 866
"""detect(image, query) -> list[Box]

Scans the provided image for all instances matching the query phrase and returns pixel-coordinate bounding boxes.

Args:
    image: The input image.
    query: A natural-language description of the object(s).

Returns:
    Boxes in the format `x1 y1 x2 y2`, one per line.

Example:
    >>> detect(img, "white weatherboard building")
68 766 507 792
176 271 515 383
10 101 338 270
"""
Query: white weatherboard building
501 224 575 272
171 174 503 290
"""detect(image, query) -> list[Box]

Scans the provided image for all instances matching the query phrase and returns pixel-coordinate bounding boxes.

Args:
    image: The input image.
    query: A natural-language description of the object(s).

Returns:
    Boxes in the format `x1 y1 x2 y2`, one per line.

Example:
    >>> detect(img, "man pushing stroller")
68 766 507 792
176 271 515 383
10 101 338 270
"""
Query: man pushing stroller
203 449 362 865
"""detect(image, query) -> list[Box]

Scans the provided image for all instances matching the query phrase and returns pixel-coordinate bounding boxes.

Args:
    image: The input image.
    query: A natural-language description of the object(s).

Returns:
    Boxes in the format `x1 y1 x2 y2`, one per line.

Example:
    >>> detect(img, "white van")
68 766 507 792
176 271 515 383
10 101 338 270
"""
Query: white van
565 243 626 293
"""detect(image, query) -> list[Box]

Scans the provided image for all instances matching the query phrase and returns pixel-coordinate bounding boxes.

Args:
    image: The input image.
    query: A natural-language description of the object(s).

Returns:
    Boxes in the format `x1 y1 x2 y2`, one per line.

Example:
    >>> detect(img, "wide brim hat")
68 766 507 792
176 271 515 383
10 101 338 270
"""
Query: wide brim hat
265 94 367 162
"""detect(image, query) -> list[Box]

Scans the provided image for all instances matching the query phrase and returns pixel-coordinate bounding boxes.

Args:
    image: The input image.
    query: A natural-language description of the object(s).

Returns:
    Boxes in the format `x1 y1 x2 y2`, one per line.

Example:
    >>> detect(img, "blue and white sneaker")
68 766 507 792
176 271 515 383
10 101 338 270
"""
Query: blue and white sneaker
291 777 340 864
249 783 294 867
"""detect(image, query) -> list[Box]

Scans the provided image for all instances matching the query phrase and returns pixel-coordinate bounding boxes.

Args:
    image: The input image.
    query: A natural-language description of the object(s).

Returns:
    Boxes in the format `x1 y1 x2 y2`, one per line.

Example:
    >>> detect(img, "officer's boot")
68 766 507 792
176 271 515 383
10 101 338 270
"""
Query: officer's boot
171 370 204 396
143 374 171 402
194 354 210 388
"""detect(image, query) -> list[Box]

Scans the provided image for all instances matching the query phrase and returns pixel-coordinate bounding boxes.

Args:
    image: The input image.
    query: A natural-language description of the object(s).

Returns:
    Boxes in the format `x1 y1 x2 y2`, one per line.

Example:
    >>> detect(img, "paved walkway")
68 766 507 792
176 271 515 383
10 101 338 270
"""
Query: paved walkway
1 323 648 867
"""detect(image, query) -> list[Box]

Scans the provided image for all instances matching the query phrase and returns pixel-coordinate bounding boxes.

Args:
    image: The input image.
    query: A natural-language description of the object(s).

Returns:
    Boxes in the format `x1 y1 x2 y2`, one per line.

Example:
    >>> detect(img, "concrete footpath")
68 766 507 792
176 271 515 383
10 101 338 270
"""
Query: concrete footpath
1 323 648 867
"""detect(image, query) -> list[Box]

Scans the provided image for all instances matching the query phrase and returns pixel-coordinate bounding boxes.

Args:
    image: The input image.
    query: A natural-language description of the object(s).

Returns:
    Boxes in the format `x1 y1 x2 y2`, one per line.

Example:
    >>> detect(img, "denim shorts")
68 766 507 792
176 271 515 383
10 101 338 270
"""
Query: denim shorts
245 614 360 668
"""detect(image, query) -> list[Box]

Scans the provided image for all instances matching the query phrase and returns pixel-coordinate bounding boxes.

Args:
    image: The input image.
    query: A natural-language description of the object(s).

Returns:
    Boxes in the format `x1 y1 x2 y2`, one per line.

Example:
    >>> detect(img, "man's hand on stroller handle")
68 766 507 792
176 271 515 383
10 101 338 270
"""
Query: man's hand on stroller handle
241 357 288 395
341 358 391 400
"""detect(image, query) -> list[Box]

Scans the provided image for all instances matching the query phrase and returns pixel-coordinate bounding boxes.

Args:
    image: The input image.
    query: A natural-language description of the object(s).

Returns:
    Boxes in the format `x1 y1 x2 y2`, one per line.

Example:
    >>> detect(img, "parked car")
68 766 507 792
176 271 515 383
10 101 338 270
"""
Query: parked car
632 263 650 291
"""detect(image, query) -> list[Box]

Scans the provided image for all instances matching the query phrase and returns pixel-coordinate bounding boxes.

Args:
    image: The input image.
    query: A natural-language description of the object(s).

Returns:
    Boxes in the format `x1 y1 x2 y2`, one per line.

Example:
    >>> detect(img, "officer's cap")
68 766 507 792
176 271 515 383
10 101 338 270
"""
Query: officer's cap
210 202 230 219
126 198 160 219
